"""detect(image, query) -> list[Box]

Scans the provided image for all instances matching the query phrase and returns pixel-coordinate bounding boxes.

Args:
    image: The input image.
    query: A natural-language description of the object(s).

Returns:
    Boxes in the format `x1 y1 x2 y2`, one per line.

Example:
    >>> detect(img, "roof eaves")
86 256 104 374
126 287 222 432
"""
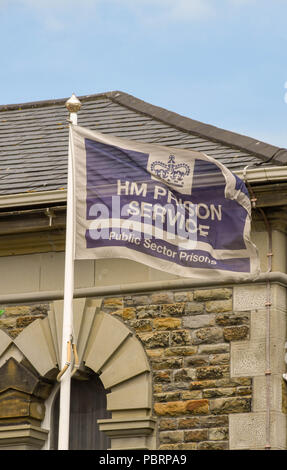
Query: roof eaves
1 90 286 166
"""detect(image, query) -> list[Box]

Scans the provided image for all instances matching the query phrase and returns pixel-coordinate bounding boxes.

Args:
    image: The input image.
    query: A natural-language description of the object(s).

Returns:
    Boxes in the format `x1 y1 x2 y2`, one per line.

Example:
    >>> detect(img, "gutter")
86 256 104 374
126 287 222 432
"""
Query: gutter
0 167 287 210
0 190 66 209
235 166 287 183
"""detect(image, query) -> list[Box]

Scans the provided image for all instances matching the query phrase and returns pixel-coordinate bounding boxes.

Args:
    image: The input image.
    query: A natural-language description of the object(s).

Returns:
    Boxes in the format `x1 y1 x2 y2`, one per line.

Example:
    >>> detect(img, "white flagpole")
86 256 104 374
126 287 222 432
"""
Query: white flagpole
57 93 82 450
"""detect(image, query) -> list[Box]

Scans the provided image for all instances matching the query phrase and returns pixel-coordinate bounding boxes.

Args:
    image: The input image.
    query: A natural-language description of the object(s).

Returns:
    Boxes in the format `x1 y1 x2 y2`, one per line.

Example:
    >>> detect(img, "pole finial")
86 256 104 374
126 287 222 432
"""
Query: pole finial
65 93 82 113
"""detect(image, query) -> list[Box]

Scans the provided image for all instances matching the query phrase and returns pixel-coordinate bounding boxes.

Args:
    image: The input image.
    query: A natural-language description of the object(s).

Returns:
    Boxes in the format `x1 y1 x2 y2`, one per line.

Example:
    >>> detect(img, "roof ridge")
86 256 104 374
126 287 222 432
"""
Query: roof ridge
0 91 115 112
108 91 287 166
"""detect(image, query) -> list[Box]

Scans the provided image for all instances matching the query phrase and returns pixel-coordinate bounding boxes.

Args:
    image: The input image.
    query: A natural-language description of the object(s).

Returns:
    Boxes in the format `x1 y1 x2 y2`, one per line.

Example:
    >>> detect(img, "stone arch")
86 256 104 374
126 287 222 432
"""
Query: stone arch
2 297 156 450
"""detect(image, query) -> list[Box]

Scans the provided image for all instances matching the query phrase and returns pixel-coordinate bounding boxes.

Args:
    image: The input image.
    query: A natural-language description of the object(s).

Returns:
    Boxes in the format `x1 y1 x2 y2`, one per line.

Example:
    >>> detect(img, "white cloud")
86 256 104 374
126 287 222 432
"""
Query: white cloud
4 0 99 31
156 0 213 22
105 0 214 23
227 0 255 4
18 0 95 7
0 0 214 32
0 0 258 30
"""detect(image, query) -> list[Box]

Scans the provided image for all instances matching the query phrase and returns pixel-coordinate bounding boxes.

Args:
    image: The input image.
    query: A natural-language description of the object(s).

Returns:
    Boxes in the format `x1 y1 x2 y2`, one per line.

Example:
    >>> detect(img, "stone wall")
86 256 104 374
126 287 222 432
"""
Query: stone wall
0 286 264 449
0 303 49 339
101 287 251 450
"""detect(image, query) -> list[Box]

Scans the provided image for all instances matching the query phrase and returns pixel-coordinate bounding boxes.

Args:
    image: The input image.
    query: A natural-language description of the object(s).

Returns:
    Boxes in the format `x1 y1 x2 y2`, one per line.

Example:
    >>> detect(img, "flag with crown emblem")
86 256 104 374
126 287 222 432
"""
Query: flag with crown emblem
70 124 260 280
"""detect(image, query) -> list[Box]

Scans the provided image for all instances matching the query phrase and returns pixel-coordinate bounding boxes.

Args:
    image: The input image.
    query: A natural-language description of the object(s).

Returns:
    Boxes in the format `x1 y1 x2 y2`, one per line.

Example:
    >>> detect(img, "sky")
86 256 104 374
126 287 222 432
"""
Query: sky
1 0 287 148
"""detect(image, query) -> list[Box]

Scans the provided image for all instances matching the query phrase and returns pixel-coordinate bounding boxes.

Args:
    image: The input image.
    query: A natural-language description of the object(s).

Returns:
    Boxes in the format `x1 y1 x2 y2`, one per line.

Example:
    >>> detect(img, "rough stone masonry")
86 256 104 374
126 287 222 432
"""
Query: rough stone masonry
0 287 252 450
101 287 251 450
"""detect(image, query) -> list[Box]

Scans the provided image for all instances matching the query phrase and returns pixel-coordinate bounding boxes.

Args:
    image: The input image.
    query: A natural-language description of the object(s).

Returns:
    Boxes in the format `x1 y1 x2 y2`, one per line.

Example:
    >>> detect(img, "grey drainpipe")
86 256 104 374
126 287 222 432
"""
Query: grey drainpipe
0 271 286 304
244 172 273 450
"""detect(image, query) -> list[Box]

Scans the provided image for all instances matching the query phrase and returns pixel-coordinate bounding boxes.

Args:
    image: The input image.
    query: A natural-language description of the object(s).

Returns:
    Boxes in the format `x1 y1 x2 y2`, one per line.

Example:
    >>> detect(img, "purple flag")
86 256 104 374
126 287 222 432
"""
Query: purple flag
71 124 260 280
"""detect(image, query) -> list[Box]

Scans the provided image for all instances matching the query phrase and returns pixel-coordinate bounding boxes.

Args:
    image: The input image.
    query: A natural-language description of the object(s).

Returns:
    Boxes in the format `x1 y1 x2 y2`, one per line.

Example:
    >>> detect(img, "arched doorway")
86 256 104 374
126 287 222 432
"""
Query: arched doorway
51 371 111 450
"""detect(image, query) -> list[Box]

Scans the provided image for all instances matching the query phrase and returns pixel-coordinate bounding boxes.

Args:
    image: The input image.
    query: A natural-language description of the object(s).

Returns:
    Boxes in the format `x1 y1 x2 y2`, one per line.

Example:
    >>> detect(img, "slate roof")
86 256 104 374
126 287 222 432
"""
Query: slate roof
0 90 286 196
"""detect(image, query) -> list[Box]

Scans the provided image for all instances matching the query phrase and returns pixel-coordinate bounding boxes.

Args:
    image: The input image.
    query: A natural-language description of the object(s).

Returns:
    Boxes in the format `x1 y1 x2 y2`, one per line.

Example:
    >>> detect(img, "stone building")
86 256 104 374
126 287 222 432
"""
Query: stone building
0 91 286 450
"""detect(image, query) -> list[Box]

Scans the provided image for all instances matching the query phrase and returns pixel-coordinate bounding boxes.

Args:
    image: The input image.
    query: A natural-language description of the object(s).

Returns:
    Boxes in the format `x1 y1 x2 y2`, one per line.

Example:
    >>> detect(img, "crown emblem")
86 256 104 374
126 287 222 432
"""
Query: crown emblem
151 155 190 187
